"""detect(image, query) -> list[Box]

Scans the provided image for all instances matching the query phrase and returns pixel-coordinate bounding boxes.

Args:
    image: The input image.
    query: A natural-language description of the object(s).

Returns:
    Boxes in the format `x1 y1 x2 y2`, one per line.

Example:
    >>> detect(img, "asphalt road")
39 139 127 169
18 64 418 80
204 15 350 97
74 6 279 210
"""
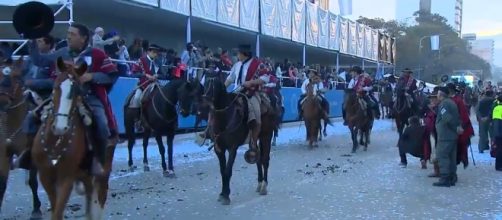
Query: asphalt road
1 119 501 220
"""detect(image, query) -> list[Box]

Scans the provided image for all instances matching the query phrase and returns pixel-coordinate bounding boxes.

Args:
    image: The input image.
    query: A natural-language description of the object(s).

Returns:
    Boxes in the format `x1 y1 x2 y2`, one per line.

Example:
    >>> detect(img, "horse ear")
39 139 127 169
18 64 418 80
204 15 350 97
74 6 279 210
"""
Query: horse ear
75 62 88 76
57 57 67 72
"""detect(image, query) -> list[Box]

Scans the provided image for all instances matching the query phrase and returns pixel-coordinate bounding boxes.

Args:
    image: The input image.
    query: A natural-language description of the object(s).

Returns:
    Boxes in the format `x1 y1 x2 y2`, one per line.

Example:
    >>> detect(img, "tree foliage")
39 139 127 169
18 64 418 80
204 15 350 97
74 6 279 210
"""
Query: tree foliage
358 11 491 83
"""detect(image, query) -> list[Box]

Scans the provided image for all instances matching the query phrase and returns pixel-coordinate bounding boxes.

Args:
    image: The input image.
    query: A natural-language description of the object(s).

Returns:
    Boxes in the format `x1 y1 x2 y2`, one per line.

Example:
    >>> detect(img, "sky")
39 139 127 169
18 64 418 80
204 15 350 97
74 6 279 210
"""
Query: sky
338 0 502 67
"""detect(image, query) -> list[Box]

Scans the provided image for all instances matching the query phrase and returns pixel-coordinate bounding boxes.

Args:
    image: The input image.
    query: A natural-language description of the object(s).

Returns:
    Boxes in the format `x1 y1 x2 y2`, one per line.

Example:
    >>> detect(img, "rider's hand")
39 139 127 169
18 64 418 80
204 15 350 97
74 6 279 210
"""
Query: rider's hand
243 81 253 88
79 73 93 83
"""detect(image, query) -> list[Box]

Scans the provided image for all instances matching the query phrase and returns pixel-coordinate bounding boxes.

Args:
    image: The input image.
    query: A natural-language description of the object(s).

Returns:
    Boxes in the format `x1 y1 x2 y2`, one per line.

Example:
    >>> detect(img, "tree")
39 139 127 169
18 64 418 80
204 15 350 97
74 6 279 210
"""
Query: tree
357 12 492 83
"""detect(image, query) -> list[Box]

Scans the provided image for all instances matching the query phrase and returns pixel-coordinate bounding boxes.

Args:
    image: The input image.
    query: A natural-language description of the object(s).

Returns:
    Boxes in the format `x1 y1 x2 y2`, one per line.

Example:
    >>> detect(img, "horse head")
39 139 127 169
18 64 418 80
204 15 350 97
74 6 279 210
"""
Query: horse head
0 56 25 112
202 77 227 109
176 78 202 117
51 57 87 136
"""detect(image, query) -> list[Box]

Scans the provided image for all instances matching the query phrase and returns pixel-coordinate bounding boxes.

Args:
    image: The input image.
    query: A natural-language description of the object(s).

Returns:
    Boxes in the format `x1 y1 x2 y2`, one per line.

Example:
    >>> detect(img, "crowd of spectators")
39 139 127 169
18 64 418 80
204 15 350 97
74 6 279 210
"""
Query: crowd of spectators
1 26 358 90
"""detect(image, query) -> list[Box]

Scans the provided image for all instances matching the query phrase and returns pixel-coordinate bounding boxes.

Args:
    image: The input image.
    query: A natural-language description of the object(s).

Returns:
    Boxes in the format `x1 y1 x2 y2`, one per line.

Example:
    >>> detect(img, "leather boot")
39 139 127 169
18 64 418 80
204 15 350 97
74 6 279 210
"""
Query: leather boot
433 176 452 187
428 160 440 178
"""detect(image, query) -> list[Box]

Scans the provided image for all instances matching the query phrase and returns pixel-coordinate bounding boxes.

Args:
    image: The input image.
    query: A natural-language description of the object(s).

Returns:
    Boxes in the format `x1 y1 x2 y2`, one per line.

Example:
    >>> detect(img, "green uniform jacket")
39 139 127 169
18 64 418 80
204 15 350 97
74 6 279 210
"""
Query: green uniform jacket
435 98 460 141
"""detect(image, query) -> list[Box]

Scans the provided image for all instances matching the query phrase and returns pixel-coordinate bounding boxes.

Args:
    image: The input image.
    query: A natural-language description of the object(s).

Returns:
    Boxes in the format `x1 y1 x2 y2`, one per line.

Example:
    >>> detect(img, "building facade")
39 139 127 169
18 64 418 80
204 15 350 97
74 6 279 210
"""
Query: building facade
463 33 495 67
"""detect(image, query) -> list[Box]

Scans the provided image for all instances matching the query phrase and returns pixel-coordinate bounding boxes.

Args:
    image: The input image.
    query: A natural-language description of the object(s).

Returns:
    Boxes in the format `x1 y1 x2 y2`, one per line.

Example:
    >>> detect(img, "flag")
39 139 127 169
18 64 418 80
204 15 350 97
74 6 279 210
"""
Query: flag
430 35 440 50
339 0 352 16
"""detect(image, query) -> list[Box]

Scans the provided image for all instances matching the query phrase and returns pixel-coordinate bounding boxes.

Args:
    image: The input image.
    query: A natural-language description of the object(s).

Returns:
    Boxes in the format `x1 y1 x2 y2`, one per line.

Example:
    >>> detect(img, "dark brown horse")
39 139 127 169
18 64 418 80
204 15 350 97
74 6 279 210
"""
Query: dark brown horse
378 81 393 119
32 58 116 220
344 89 374 153
394 89 414 138
202 78 278 205
302 82 323 148
124 79 201 176
0 57 43 219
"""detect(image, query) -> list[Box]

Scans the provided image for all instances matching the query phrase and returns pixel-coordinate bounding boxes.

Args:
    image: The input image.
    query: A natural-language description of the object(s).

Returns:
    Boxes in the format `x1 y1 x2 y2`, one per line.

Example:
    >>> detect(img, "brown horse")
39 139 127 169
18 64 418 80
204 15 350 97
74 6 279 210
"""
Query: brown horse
123 79 201 176
32 58 116 220
0 57 43 219
378 81 393 119
394 89 414 138
344 89 374 153
302 82 323 148
202 78 277 205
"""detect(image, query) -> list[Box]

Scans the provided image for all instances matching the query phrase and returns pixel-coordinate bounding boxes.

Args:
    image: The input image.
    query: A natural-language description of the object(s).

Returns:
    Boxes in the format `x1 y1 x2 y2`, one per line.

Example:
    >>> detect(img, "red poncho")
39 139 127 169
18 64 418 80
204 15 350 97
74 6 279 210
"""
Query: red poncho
452 95 474 166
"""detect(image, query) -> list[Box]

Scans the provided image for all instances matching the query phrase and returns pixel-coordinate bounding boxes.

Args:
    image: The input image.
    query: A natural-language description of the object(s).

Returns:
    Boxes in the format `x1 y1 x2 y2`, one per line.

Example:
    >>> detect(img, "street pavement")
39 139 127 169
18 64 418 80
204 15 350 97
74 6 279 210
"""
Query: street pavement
1 119 501 220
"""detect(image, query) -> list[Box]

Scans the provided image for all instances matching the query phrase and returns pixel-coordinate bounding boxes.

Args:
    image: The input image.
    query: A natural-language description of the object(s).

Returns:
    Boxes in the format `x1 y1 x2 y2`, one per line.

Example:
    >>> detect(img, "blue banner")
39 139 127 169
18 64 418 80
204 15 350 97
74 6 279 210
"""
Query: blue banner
109 77 344 134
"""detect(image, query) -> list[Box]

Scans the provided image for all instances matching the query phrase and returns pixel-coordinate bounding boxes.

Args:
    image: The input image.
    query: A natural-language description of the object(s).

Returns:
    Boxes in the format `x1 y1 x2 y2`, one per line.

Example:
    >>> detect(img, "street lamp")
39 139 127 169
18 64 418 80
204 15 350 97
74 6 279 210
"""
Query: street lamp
418 34 446 81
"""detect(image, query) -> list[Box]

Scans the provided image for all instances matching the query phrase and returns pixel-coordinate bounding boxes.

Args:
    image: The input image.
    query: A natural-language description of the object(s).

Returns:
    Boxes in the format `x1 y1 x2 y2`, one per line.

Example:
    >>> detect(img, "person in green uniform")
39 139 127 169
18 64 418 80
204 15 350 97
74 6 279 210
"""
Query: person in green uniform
434 87 461 187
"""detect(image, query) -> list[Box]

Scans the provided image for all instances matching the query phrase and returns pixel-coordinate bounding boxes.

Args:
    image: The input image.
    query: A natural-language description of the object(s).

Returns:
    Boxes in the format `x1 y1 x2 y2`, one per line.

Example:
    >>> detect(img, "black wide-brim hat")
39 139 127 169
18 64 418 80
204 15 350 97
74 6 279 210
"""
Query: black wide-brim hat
438 86 450 95
148 44 162 51
238 44 252 54
446 82 460 92
13 1 55 39
402 68 413 74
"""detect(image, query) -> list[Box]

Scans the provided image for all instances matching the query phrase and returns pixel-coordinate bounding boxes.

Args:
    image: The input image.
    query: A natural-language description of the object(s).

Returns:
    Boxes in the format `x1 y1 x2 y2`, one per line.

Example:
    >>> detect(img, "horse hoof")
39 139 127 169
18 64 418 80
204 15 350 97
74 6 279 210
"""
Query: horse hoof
323 131 328 137
74 181 85 196
351 149 356 154
259 182 268 195
219 197 231 205
256 183 262 193
272 141 276 147
163 170 175 178
30 210 43 220
129 165 137 172
364 147 368 151
143 166 150 172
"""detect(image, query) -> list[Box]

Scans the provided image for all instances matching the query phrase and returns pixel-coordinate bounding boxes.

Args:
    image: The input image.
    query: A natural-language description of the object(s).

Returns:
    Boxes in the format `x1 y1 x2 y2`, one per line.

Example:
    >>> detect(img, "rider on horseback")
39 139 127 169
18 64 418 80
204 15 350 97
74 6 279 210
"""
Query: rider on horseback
396 68 418 113
297 69 330 121
130 44 163 108
224 44 269 157
258 63 282 112
16 24 119 176
343 66 380 125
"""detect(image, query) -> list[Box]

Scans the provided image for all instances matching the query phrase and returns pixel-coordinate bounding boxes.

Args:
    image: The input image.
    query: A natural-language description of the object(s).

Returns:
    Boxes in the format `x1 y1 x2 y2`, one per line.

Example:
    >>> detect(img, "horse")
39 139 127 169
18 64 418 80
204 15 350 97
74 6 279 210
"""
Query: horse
302 82 323 148
378 81 393 119
31 58 116 220
123 79 201 176
0 57 43 219
202 78 278 205
344 89 374 153
394 88 415 138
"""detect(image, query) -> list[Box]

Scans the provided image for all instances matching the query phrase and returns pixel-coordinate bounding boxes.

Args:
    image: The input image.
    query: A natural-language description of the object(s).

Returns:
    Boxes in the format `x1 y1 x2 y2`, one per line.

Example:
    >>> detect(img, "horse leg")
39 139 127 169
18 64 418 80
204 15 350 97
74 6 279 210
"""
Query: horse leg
52 178 74 220
350 128 358 153
258 133 272 195
92 145 115 220
142 129 151 172
215 150 228 203
0 155 9 213
323 119 328 137
37 170 56 214
220 148 237 205
166 129 175 176
359 129 364 146
255 156 264 193
28 168 42 219
317 120 322 144
272 129 277 147
125 109 137 171
364 130 369 151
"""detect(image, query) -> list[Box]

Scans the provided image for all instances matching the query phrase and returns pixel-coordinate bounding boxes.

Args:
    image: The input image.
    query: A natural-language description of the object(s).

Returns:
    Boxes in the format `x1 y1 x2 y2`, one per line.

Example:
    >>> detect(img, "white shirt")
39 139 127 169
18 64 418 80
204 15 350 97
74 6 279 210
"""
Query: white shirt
301 79 324 96
348 78 357 89
226 58 269 86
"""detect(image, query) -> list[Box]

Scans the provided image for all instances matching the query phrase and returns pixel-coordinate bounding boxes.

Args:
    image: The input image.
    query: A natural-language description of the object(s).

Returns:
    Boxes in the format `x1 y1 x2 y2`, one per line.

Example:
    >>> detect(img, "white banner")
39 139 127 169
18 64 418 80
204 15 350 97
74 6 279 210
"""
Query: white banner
348 21 357 55
292 0 306 43
328 13 339 50
192 0 217 21
430 35 440 50
275 0 292 39
356 23 365 57
386 35 392 62
372 30 379 60
260 0 277 36
306 1 319 46
160 0 190 15
0 0 62 5
392 38 397 63
379 33 386 61
364 26 372 59
132 0 158 6
217 0 240 27
240 0 259 32
339 0 352 16
318 8 329 49
339 18 348 53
